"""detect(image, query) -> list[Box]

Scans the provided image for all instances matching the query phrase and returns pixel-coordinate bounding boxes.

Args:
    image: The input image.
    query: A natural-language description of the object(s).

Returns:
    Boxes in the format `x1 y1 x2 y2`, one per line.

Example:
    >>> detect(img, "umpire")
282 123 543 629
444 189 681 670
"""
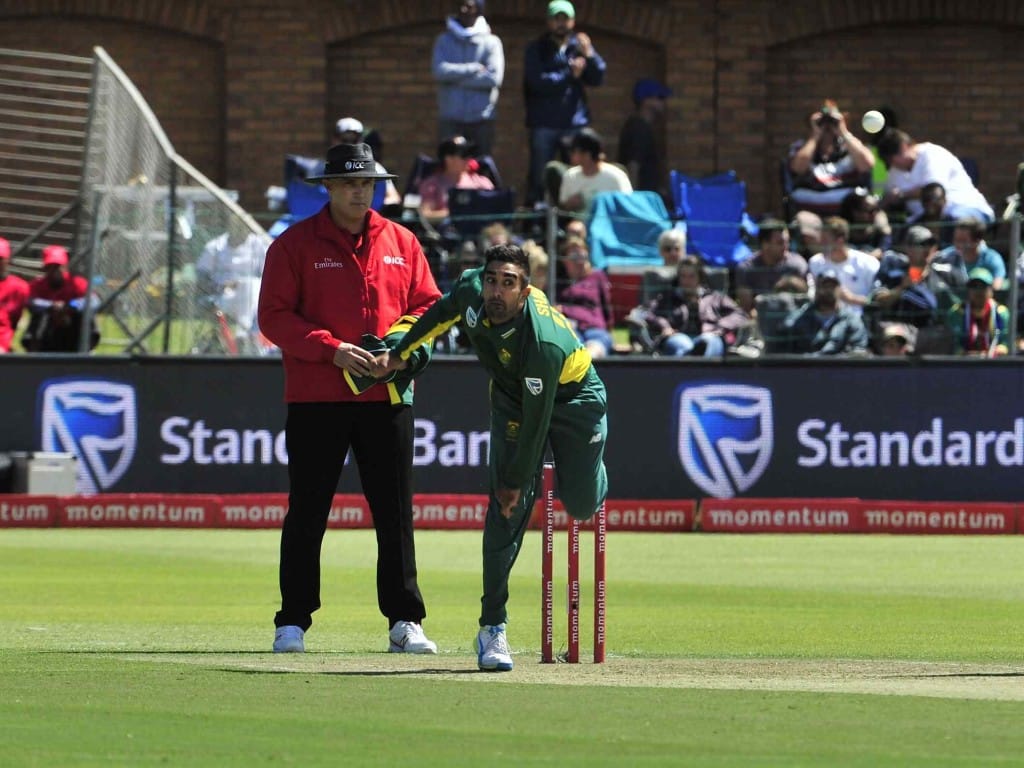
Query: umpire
258 143 441 655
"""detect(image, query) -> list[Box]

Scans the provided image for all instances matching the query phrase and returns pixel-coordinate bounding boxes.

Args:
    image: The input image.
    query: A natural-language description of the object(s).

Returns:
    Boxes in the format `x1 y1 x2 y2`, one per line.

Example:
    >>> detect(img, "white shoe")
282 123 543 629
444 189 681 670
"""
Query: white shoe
273 625 305 653
388 620 438 654
476 624 513 671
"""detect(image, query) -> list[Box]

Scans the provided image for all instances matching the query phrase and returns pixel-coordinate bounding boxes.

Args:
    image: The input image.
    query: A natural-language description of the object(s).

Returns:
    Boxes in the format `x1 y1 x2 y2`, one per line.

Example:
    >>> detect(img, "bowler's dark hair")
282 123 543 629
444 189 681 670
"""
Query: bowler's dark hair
484 243 532 285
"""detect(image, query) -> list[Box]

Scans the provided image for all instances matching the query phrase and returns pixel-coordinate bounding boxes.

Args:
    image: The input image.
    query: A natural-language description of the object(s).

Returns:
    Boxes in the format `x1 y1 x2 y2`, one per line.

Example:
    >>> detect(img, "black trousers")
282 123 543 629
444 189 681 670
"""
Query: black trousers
274 401 426 631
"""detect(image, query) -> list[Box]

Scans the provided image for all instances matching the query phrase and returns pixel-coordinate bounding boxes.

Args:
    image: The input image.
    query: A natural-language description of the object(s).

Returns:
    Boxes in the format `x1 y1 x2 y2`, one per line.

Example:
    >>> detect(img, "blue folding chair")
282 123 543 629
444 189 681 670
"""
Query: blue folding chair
674 173 758 267
587 191 674 271
669 169 738 219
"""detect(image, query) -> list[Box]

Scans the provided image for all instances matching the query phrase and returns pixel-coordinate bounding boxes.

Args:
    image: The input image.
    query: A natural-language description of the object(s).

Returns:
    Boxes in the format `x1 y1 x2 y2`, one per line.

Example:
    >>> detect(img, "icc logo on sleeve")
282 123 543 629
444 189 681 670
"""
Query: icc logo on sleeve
674 383 774 498
37 378 138 495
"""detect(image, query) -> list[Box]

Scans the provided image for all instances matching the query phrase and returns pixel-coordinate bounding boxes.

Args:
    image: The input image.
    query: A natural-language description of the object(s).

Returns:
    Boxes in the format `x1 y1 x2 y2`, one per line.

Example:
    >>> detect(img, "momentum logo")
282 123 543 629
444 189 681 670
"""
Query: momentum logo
675 383 773 498
38 378 137 494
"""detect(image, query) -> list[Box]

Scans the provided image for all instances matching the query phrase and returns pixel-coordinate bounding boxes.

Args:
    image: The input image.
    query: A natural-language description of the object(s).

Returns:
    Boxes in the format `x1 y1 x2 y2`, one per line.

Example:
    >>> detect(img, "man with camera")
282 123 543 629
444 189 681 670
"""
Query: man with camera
786 99 876 217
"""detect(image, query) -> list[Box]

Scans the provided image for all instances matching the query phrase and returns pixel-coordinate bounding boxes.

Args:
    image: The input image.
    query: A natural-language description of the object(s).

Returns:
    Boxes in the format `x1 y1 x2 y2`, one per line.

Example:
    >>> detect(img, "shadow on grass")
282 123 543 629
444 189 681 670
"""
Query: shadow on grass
216 667 483 677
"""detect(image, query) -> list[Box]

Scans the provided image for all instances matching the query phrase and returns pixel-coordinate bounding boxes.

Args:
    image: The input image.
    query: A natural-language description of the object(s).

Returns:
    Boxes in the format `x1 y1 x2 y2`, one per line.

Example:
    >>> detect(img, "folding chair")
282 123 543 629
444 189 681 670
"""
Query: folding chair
587 190 673 270
674 173 757 267
447 187 517 239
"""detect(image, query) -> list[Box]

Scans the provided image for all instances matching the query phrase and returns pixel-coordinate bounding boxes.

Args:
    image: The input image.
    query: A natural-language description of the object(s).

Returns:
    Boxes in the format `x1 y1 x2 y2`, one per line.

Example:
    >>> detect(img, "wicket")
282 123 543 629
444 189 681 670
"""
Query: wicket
541 461 606 663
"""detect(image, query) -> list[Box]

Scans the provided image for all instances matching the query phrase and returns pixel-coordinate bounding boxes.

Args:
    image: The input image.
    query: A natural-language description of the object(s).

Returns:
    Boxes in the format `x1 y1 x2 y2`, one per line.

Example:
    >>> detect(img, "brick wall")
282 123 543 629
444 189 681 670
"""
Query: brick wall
1 0 1022 221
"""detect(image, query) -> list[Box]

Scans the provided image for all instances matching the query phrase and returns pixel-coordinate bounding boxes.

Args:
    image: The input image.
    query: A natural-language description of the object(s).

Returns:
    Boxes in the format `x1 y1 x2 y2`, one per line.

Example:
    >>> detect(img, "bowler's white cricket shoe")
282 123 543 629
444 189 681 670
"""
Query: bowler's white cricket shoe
388 621 438 654
273 625 305 653
476 624 513 671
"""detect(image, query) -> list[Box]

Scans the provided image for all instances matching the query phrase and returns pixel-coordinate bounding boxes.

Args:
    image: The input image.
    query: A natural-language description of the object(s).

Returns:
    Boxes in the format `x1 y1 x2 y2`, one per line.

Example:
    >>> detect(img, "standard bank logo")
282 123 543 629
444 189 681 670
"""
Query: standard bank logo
38 378 138 494
675 383 773 498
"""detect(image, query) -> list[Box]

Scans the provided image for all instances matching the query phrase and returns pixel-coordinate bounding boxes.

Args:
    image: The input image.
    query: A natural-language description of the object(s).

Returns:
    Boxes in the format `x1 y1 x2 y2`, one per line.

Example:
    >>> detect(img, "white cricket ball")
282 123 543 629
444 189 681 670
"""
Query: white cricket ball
861 110 885 134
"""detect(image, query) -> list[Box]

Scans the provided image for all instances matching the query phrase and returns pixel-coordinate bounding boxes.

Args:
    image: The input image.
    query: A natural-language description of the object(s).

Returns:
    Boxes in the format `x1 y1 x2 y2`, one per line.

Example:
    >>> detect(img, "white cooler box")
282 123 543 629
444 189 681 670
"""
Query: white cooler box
10 452 79 495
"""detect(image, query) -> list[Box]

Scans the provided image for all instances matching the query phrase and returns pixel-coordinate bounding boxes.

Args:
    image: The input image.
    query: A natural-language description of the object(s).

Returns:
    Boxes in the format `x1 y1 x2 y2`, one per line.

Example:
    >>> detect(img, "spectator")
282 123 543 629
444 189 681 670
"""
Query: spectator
869 225 958 330
948 267 1009 357
734 217 809 314
431 0 504 155
618 77 671 200
196 227 271 342
838 187 891 258
786 99 875 216
522 239 551 293
878 322 915 357
933 217 1006 290
523 0 606 206
807 216 879 315
564 218 587 242
556 236 614 358
876 128 994 225
629 254 750 357
557 128 632 214
789 210 824 260
418 135 495 224
638 228 688 305
478 221 513 251
899 182 956 248
656 227 686 266
778 268 869 356
0 236 29 353
23 245 94 353
332 117 401 208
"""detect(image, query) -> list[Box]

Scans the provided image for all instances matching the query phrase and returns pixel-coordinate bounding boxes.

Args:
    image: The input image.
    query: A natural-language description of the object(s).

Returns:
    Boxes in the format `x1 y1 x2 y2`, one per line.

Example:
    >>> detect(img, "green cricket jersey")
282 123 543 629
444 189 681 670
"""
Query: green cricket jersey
393 266 599 488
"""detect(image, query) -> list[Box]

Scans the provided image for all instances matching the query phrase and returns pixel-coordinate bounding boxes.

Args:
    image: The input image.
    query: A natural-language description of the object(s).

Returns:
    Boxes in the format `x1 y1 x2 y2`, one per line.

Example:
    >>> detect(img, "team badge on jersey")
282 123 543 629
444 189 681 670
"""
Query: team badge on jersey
499 348 512 365
505 420 520 440
465 305 479 328
525 377 543 395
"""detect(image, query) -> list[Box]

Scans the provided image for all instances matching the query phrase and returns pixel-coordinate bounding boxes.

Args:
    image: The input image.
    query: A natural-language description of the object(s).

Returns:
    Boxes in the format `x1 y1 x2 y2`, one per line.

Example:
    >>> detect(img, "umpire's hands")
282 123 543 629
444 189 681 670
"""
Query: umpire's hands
333 342 376 377
373 351 408 377
496 486 520 519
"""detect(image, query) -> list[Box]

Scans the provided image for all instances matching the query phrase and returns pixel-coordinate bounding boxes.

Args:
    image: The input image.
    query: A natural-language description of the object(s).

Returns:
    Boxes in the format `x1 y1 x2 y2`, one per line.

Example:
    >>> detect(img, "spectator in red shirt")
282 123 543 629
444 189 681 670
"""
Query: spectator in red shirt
0 236 29 353
258 143 442 656
23 245 91 352
418 135 494 224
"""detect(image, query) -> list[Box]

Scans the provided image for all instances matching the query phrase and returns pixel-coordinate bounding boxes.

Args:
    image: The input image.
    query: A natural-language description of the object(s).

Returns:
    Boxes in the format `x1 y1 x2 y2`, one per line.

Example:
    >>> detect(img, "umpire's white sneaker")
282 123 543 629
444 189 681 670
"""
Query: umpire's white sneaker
388 621 438 654
476 624 513 671
273 625 305 653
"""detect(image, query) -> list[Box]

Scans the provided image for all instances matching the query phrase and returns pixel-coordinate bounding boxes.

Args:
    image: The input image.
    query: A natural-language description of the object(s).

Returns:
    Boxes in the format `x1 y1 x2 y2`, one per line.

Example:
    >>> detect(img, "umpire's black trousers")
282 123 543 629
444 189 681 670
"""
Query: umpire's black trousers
274 401 427 631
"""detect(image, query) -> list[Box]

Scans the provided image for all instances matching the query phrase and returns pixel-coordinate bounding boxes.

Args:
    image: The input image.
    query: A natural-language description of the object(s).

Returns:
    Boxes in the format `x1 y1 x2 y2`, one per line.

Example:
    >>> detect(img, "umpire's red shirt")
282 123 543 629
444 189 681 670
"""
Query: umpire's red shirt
258 206 440 403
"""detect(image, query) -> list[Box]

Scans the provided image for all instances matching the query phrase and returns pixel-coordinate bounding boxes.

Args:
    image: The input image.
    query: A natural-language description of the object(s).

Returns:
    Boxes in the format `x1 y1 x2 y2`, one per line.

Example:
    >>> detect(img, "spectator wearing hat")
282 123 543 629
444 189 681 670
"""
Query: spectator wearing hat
876 129 994 225
933 217 1006 290
878 322 915 357
332 117 401 208
618 77 671 199
557 128 631 214
869 224 958 331
257 142 442 656
0 236 29 353
786 99 876 217
23 245 91 352
806 216 879 315
523 0 606 206
948 267 1009 357
418 135 495 224
431 0 504 156
777 267 869 356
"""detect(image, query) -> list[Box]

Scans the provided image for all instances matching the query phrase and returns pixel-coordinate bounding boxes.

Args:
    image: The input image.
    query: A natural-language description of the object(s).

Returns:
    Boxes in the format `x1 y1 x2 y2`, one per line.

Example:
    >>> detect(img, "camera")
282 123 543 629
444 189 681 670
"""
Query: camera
817 105 840 127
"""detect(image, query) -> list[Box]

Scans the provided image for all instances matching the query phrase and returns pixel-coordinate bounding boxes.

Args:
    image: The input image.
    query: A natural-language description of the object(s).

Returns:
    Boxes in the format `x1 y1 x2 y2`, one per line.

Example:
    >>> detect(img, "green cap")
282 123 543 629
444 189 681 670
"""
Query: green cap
967 267 994 286
547 0 575 18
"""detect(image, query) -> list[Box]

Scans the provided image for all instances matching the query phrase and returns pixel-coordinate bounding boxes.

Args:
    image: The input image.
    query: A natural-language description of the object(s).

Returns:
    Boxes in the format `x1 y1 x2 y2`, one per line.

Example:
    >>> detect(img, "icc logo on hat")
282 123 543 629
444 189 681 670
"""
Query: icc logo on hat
674 383 774 498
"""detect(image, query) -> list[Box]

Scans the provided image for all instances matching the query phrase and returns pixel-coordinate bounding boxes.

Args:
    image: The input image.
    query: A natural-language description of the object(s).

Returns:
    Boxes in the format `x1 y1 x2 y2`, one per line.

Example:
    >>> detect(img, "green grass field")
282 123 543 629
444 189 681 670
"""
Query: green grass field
3 529 1024 766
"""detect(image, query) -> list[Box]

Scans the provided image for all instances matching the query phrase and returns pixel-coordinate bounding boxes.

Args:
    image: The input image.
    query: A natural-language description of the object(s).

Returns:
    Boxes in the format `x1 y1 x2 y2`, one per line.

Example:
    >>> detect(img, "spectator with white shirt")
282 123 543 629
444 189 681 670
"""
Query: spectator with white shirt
557 127 632 214
806 216 879 315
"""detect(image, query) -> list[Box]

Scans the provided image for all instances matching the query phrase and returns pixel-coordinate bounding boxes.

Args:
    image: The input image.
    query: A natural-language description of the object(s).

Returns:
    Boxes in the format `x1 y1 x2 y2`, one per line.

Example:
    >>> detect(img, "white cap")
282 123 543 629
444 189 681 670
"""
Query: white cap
334 117 364 136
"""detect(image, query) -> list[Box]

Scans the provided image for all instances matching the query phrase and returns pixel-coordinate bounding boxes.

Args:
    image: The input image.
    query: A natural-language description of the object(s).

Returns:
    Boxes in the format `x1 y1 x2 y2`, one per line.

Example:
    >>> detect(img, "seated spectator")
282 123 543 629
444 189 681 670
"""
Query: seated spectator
479 221 513 250
418 135 494 224
557 127 632 214
564 218 587 242
434 240 485 355
788 210 823 260
948 267 1009 357
0 236 29 353
555 236 614 358
197 227 271 339
618 77 671 200
523 239 551 294
838 187 891 258
933 217 1006 289
756 274 811 355
777 268 869 356
628 254 750 357
878 322 915 357
639 228 688 303
656 227 686 266
23 245 96 352
807 216 879 315
869 225 958 330
876 128 994 225
734 217 809 314
899 182 956 248
786 99 875 216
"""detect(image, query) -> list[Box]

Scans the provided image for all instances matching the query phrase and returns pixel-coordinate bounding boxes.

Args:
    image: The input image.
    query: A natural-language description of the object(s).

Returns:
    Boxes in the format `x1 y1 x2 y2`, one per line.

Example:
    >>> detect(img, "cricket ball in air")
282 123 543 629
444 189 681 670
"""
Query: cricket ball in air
861 110 885 134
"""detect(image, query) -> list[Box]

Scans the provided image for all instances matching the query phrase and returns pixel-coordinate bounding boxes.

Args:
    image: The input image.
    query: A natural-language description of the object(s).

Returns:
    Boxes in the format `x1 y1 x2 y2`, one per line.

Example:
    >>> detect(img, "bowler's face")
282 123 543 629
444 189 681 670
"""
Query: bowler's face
482 262 529 324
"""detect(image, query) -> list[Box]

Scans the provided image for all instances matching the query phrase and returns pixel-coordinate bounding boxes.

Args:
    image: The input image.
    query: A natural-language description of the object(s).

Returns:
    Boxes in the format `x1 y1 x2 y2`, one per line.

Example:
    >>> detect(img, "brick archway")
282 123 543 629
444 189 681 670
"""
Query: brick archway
0 0 223 40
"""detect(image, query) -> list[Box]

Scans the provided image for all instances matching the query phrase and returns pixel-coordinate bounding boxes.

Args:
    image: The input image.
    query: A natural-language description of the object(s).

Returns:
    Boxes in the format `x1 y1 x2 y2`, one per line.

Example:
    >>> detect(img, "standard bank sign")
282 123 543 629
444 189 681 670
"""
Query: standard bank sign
37 378 137 494
675 383 773 498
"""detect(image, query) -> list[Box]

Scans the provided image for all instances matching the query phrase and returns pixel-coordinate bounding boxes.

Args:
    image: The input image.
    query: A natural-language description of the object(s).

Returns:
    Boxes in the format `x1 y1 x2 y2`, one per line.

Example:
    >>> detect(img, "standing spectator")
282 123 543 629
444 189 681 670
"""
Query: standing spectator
0 236 29 353
778 268 870 356
257 143 441 656
523 0 606 206
786 99 875 217
432 0 504 156
379 244 608 672
876 129 995 225
557 128 632 214
618 77 671 199
418 135 495 224
629 255 750 357
948 267 1009 357
933 217 1006 290
807 217 880 315
556 236 614 358
734 218 809 314
23 245 92 352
